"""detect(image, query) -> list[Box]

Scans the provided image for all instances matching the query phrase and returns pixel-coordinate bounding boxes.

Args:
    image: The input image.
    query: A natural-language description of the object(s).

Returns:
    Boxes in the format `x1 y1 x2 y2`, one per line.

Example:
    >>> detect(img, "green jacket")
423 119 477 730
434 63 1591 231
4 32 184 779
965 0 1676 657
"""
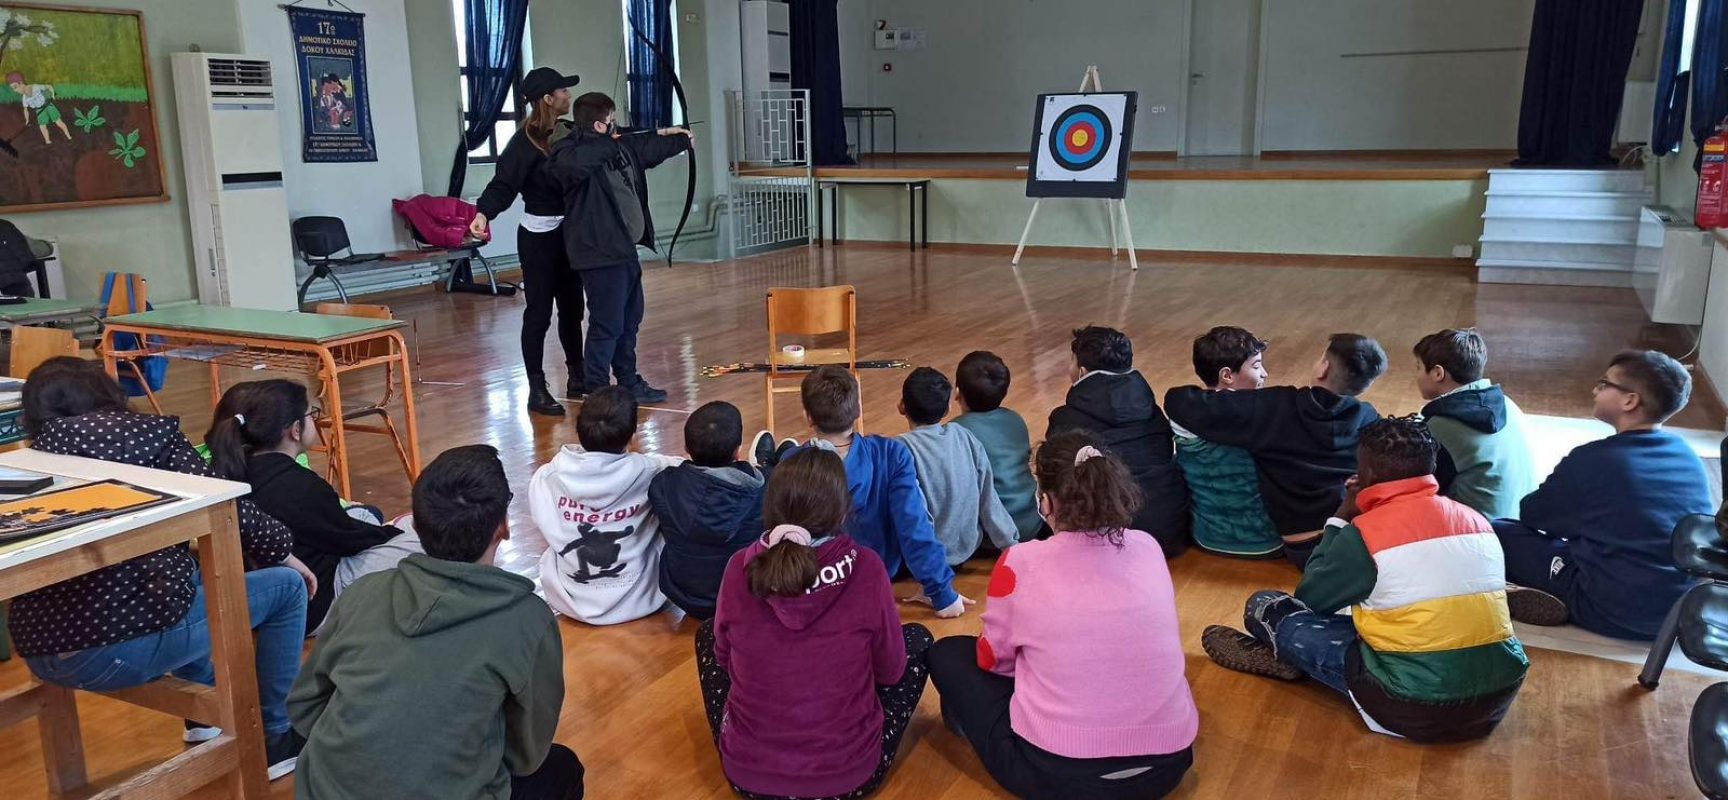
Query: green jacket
289 554 565 800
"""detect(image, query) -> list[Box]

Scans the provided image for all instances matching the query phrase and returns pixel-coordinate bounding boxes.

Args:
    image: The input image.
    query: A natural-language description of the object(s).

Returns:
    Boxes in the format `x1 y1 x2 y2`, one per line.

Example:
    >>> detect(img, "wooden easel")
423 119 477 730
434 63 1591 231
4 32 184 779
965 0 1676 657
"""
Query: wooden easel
1012 65 1139 270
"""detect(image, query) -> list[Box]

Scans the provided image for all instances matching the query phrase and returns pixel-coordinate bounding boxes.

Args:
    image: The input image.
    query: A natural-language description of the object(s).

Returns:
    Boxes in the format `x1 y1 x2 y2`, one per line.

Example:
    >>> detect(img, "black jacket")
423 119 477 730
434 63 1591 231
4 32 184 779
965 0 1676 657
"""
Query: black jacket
474 122 572 220
1047 371 1190 557
547 129 691 271
648 461 766 620
246 452 402 632
1164 385 1380 537
1420 384 1508 493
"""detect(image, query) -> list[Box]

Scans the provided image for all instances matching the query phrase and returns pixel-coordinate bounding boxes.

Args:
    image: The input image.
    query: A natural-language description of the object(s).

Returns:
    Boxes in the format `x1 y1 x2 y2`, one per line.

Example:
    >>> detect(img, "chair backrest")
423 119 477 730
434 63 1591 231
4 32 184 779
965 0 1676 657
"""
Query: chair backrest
292 216 353 259
10 325 77 379
766 285 856 336
102 272 148 318
315 302 393 362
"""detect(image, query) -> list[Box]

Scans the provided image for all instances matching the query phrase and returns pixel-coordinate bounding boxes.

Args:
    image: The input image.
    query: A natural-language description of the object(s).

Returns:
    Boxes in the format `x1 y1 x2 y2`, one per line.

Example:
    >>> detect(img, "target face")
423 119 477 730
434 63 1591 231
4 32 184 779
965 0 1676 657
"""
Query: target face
1050 105 1113 171
1029 92 1135 198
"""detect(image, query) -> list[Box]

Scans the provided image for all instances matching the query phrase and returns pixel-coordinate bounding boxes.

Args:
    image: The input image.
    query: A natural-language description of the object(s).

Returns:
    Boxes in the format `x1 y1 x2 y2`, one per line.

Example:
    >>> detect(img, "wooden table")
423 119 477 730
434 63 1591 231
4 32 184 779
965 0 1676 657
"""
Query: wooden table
816 178 931 251
0 298 102 329
0 449 270 798
100 306 421 498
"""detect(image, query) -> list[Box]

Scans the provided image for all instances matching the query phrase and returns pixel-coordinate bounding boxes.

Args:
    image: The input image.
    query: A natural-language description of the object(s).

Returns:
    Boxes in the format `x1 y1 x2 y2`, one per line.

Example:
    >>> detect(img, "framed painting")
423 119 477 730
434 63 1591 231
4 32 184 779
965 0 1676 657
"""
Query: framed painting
0 3 167 213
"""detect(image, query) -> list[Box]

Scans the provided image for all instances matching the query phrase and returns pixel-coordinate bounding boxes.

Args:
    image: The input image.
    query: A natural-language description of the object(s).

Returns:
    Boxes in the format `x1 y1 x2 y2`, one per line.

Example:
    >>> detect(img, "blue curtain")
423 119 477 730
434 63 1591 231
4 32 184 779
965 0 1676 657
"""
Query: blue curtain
1693 0 1728 166
447 0 532 196
626 0 675 130
1654 0 1692 153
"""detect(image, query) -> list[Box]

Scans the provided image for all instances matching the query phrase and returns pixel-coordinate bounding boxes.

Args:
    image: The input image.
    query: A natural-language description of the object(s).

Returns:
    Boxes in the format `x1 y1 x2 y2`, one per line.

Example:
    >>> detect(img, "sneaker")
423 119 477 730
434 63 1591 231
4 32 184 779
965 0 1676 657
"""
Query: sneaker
750 430 777 468
629 381 669 404
1506 585 1569 626
182 719 221 744
265 728 305 781
1202 625 1304 681
526 378 566 417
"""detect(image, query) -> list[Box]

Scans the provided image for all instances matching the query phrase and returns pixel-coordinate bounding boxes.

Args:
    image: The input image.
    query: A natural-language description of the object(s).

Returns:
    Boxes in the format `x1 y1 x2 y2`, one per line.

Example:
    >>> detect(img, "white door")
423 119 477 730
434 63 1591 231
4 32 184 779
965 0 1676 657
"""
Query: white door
1184 0 1260 156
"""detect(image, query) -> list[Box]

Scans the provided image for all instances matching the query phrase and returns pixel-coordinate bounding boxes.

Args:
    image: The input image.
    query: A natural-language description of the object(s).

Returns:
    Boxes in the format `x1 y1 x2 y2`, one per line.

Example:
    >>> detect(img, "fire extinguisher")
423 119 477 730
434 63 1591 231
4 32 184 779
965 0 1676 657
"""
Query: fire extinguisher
1698 122 1728 229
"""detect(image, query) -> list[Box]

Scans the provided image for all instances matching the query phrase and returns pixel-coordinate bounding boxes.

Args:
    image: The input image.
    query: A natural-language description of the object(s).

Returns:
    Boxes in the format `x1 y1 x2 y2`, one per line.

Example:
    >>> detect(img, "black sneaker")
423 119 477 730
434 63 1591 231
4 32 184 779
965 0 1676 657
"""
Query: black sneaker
1202 625 1304 681
750 430 777 468
527 379 566 416
265 728 305 781
1506 585 1569 626
183 719 220 744
629 381 669 404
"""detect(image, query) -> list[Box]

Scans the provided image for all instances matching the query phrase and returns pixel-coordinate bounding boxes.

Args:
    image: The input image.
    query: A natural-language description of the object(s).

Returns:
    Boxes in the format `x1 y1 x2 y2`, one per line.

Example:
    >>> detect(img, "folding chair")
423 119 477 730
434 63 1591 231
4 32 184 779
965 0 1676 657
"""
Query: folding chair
764 286 860 434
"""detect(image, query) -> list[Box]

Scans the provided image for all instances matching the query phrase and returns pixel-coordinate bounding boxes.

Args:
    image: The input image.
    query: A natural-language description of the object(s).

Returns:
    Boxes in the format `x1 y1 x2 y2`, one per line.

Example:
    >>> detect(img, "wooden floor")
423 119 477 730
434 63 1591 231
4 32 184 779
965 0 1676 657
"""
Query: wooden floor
0 245 1716 798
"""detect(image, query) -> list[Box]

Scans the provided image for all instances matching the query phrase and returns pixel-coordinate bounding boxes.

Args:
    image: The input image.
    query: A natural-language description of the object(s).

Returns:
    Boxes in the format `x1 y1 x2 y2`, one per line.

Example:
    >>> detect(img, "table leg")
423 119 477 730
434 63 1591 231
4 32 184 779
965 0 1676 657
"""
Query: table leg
37 682 87 795
195 503 269 800
318 349 353 499
390 332 423 479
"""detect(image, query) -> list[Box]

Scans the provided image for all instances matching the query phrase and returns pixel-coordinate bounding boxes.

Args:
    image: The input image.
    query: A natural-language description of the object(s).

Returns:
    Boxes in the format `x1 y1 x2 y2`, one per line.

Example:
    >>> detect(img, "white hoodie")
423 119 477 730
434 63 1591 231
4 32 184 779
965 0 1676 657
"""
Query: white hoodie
526 446 680 625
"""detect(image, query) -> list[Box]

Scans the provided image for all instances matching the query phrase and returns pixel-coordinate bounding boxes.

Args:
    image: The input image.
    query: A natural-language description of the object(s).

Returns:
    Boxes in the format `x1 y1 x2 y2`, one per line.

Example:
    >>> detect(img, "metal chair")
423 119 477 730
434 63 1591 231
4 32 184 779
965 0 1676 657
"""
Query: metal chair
764 286 860 434
292 216 384 306
1641 511 1728 688
311 302 414 486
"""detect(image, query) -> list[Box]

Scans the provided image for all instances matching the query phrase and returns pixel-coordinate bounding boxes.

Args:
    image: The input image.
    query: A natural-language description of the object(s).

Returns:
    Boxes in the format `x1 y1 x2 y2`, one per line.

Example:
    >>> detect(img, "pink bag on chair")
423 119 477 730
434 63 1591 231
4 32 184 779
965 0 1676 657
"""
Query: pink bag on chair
393 195 490 249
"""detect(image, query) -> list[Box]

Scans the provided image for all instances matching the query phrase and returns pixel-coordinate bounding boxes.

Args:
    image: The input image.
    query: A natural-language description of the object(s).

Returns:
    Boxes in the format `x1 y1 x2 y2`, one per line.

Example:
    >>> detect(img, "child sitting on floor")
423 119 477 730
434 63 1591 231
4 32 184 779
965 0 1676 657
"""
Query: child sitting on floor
698 447 932 800
527 386 680 625
289 445 584 800
951 351 1043 542
799 366 970 618
929 430 1196 799
1047 326 1190 557
1492 350 1713 639
1412 329 1537 520
206 379 422 636
898 366 1019 564
1202 417 1528 743
649 401 767 621
1173 326 1281 558
1165 333 1387 568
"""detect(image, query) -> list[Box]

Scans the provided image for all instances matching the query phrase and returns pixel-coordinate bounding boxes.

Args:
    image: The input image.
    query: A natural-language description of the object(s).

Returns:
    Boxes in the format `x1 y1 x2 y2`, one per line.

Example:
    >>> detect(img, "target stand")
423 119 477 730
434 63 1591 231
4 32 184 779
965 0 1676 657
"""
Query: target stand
1013 67 1139 270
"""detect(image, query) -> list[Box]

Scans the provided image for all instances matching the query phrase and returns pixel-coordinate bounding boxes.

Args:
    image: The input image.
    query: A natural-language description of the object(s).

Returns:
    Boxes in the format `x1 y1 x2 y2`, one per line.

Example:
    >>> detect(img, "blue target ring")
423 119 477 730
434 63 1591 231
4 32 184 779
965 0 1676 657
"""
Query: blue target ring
1049 104 1112 171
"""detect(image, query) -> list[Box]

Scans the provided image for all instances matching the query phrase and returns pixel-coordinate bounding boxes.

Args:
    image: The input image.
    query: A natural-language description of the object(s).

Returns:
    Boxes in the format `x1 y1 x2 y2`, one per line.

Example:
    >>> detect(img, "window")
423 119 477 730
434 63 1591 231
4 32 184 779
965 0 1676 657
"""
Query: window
452 0 535 163
621 0 684 127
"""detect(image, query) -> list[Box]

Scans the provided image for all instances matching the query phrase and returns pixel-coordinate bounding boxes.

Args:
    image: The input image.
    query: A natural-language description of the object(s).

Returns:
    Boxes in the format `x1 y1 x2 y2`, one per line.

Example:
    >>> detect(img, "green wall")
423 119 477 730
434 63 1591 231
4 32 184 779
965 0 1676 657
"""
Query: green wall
833 179 1490 258
8 0 243 303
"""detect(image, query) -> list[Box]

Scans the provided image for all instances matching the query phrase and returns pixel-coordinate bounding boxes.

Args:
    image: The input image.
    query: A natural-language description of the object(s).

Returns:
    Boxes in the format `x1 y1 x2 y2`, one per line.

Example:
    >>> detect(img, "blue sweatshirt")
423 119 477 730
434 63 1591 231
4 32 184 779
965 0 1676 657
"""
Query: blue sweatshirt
1520 429 1712 640
803 435 957 610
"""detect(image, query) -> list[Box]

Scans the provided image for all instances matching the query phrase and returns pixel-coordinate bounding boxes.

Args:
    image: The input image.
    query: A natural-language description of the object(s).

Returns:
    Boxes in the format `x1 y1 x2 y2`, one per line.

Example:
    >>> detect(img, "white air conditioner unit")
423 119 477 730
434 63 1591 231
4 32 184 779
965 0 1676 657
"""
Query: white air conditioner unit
1635 206 1713 325
170 53 298 311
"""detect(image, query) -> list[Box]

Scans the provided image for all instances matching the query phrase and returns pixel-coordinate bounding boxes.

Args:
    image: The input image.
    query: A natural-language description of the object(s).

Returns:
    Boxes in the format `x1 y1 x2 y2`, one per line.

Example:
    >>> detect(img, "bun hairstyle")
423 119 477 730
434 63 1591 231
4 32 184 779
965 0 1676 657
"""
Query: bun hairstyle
1032 429 1141 545
205 380 311 482
748 447 851 598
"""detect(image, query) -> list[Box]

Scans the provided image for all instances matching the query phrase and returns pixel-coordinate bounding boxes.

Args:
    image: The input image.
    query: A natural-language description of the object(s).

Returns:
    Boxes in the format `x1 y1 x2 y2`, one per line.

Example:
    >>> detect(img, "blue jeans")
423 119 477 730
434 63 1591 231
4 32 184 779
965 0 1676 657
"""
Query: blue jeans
1246 590 1355 694
25 566 307 735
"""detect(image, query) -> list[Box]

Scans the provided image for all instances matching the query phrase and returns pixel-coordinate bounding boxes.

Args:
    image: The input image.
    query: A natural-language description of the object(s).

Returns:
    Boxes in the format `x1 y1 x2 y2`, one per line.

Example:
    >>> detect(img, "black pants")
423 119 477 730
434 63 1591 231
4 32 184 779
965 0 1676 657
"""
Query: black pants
581 260 645 392
696 619 934 800
928 637 1193 800
518 227 585 385
509 742 585 800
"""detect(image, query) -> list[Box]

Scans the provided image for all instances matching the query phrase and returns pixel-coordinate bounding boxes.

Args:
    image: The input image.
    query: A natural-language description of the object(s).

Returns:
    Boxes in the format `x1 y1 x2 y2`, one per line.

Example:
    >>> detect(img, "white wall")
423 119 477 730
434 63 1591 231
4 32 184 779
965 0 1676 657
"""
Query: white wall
238 0 425 253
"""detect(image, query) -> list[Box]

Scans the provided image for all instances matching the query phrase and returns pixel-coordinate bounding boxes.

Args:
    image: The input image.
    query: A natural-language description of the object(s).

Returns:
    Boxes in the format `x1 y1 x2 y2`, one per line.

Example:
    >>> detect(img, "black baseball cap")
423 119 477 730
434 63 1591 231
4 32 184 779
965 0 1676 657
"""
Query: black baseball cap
520 67 579 102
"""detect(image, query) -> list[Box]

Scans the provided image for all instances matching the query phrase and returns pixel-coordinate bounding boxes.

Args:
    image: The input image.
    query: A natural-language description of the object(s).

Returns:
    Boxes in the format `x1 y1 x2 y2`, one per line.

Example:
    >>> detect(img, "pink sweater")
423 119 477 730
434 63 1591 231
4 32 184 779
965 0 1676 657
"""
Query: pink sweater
978 530 1199 758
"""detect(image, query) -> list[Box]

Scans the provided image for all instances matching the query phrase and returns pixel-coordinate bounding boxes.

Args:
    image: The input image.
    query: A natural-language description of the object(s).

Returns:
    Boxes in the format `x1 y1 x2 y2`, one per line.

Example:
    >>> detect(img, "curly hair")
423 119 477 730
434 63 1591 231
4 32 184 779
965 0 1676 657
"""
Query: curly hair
1358 415 1438 483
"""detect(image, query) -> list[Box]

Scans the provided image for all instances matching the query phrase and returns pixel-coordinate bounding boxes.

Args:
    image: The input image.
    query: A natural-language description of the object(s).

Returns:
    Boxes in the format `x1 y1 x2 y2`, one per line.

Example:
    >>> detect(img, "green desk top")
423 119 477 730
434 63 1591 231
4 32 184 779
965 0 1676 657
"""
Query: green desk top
0 298 100 322
106 306 404 344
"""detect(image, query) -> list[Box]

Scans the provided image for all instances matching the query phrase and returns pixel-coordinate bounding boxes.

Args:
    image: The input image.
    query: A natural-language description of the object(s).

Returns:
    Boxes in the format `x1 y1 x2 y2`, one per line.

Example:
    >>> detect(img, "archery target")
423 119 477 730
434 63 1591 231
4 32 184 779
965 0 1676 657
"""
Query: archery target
1029 92 1136 197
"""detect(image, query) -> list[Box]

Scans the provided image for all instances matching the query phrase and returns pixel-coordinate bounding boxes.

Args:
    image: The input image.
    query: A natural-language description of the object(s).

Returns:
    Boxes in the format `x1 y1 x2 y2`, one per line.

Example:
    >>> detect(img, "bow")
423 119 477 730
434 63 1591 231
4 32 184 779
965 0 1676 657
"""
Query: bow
625 4 695 267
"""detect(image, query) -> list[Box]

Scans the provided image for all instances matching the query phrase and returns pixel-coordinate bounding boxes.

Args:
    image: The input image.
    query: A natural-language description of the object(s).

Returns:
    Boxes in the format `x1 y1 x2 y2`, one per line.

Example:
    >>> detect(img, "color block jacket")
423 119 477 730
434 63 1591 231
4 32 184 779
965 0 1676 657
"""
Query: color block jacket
1296 475 1529 742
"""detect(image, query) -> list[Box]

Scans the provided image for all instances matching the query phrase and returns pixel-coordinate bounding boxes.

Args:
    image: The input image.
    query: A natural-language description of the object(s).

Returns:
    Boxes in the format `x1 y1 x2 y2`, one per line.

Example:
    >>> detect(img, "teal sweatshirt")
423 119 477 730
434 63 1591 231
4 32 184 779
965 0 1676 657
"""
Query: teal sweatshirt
953 408 1042 541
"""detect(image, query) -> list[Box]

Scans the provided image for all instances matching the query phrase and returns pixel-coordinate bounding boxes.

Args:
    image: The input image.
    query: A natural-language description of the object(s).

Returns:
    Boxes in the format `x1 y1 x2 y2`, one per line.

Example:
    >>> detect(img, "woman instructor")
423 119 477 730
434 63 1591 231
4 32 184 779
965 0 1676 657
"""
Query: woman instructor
471 67 586 417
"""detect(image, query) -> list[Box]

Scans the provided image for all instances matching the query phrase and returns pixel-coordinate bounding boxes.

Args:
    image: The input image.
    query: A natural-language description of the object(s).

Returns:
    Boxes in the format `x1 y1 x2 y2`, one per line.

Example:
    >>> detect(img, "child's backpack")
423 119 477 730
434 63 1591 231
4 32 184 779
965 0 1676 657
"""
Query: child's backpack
99 272 167 397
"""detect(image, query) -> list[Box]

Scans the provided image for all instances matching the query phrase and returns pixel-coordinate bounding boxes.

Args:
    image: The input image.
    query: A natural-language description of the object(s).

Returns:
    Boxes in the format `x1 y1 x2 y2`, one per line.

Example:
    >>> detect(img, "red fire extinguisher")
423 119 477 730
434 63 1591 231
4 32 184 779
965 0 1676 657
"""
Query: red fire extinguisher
1698 122 1728 229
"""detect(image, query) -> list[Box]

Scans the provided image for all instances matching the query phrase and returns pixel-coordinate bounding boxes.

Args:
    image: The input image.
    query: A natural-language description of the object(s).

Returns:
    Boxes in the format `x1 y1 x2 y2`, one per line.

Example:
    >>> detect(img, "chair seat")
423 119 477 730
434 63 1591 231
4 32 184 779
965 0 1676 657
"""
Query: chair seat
1680 583 1728 672
1693 682 1728 799
770 348 855 367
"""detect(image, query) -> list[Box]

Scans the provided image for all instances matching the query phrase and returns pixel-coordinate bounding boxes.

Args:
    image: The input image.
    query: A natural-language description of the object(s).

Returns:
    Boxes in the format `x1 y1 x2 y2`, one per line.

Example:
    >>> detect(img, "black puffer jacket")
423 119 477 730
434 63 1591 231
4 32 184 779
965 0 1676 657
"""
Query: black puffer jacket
1047 371 1190 557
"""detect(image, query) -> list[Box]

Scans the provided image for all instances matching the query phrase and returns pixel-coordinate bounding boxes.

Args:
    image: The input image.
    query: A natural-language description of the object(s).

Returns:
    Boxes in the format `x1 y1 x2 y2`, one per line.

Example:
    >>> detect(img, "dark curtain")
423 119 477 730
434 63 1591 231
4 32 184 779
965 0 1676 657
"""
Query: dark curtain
790 0 853 166
1514 0 1647 166
1653 0 1692 153
626 0 675 130
447 0 531 197
1693 0 1728 166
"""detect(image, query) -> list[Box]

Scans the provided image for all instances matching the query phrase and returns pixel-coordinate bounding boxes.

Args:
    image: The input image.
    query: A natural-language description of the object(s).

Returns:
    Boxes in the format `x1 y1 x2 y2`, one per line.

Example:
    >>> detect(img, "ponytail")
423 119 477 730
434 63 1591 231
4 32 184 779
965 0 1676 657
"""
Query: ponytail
1033 430 1141 545
750 448 851 598
204 380 311 481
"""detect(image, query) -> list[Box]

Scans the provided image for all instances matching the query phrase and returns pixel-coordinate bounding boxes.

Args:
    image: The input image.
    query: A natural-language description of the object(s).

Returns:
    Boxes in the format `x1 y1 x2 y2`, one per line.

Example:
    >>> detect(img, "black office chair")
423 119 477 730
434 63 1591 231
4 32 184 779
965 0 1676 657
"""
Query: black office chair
1695 683 1728 799
292 216 385 306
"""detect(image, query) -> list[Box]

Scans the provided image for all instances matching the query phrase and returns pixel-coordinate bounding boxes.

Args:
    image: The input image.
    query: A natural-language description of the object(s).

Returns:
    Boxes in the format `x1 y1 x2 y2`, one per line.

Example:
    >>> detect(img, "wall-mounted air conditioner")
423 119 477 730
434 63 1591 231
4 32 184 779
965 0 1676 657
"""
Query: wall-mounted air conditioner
170 53 299 311
1635 206 1713 325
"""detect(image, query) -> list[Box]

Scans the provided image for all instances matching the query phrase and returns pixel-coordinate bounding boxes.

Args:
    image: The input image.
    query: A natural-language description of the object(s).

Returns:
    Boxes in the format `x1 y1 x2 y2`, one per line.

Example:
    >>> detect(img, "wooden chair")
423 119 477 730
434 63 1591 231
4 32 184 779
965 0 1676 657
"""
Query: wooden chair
312 302 415 485
7 325 77 379
765 286 860 433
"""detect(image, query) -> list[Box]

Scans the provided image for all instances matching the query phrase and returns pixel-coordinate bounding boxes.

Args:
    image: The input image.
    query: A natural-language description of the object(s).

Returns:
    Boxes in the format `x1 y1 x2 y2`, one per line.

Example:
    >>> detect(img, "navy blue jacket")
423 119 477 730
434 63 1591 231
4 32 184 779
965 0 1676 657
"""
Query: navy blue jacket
1520 429 1713 640
648 461 766 620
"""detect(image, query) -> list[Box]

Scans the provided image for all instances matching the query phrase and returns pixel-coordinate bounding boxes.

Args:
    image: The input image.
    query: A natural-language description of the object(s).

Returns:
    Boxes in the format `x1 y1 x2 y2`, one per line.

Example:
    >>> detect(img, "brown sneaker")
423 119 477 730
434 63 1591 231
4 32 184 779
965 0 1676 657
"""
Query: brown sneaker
1506 585 1569 626
1202 625 1304 681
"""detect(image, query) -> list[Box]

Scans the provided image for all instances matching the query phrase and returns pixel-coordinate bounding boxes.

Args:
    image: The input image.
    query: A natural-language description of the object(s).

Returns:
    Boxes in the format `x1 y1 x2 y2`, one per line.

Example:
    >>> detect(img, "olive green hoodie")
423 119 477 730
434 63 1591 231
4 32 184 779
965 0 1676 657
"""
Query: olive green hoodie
289 553 564 800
